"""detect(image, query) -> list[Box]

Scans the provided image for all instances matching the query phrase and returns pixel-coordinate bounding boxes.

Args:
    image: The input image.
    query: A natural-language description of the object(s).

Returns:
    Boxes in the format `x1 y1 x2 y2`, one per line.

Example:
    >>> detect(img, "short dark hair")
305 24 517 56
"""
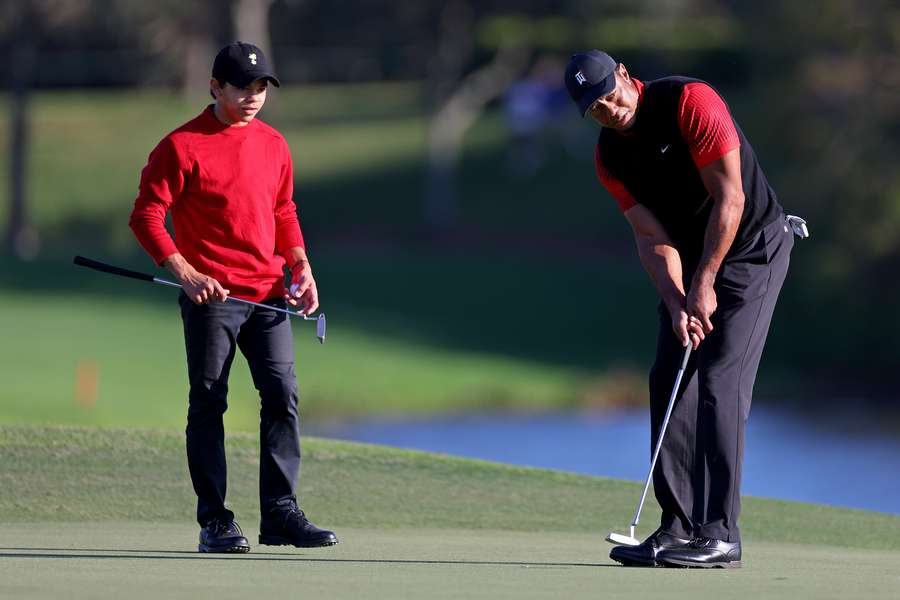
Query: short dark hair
210 78 227 100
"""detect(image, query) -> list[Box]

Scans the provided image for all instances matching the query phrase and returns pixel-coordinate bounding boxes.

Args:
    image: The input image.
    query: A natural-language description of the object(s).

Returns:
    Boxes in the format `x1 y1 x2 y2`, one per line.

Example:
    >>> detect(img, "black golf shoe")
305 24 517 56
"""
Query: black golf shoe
609 529 692 567
657 537 742 568
259 503 338 548
198 518 250 553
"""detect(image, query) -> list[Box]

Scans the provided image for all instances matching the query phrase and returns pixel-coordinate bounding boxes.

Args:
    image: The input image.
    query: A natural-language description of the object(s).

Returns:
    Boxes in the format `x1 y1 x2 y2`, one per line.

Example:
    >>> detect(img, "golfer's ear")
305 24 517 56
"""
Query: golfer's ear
210 78 221 98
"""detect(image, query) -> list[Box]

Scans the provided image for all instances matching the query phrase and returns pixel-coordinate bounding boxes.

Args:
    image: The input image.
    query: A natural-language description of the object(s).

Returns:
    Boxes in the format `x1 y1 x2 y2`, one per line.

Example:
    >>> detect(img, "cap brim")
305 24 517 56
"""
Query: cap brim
578 74 616 117
229 72 281 88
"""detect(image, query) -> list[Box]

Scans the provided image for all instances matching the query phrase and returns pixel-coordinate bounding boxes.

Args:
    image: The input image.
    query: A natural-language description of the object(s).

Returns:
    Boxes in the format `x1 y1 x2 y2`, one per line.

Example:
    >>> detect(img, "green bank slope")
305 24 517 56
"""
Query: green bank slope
1 426 899 600
0 289 605 425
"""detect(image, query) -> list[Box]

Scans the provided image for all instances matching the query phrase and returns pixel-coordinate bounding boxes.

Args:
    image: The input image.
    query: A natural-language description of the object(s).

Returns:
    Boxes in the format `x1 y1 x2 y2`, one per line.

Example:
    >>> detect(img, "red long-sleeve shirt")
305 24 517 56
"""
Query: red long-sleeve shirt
595 80 740 212
129 106 304 302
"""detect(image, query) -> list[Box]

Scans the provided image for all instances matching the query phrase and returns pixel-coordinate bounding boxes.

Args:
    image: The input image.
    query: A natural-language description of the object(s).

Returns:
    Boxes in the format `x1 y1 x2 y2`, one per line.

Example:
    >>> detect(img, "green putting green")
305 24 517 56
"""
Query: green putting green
1 426 898 599
3 525 899 600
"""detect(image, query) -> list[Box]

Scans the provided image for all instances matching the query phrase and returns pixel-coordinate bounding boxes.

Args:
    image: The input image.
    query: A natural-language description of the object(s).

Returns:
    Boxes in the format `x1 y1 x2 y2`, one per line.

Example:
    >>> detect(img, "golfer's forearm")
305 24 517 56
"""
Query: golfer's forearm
694 193 743 287
162 253 197 282
636 240 687 312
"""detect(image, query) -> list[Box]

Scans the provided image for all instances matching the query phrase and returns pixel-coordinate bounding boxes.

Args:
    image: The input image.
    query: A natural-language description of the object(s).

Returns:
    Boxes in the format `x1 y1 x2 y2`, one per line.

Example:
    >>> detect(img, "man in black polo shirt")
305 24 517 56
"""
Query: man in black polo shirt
565 50 797 568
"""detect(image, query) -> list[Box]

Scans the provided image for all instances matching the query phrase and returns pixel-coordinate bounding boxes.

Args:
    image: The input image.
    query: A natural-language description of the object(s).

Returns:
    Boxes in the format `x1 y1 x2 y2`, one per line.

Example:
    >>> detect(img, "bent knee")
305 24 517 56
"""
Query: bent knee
259 380 299 417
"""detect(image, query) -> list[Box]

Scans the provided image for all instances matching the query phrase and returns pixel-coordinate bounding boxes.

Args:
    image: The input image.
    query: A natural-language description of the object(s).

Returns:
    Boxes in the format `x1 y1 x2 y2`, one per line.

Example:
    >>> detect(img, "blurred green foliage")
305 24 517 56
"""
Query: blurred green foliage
1 0 898 409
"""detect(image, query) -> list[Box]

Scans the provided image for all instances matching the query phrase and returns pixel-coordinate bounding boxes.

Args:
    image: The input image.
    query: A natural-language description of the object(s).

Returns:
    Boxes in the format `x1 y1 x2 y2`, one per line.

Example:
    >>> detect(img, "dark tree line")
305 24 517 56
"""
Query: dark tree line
2 0 897 389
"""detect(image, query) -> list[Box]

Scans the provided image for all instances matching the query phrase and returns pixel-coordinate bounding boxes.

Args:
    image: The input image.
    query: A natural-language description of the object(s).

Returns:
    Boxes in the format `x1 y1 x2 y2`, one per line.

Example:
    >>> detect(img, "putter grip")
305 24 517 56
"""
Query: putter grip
73 255 155 282
680 344 692 369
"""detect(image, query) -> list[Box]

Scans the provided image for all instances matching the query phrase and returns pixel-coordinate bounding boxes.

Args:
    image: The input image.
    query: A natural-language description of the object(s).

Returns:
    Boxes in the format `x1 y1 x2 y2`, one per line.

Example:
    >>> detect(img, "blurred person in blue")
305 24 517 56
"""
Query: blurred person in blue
503 56 570 176
130 42 337 553
565 50 803 568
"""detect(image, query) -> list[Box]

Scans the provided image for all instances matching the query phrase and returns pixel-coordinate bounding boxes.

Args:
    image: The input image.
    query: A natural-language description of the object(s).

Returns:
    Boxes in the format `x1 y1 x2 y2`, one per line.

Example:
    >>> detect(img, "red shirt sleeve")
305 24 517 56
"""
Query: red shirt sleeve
129 136 185 265
678 82 740 169
273 142 305 259
594 144 637 212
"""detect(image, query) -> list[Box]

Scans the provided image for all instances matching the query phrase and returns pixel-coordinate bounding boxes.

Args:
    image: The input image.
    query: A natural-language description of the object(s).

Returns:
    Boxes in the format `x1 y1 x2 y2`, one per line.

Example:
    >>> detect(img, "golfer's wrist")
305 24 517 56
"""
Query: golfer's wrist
163 254 191 281
286 246 310 272
290 255 314 277
692 268 717 289
663 292 685 314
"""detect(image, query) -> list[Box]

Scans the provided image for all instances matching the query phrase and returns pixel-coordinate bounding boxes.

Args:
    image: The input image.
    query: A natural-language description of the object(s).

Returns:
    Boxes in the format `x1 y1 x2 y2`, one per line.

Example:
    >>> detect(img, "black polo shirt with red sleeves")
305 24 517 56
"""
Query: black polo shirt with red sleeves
595 77 782 263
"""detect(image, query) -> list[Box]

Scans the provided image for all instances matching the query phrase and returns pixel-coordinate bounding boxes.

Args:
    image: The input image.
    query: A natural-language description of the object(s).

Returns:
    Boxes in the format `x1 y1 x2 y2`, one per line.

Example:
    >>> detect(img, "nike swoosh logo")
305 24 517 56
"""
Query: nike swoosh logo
660 144 671 154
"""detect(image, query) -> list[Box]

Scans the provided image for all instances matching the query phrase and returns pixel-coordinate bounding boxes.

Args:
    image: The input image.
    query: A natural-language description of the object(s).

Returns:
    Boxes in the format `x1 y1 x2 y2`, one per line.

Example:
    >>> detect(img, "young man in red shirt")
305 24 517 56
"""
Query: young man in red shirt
130 42 337 553
565 50 796 568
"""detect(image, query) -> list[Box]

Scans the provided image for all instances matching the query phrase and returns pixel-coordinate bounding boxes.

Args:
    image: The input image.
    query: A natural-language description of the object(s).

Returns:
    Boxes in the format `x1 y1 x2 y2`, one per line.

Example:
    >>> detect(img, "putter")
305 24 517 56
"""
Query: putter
73 255 327 344
786 214 810 239
606 342 692 546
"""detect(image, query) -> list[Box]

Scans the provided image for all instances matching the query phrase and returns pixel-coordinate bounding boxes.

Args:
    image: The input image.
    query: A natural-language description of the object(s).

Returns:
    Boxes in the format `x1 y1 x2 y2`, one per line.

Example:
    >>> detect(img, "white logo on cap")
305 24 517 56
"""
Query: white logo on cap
249 53 258 65
575 70 587 85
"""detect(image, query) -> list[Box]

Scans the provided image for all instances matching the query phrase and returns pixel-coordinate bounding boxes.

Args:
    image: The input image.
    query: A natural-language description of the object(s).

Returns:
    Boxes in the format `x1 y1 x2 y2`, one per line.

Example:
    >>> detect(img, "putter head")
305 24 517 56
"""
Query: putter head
605 531 640 547
786 214 810 239
315 313 326 344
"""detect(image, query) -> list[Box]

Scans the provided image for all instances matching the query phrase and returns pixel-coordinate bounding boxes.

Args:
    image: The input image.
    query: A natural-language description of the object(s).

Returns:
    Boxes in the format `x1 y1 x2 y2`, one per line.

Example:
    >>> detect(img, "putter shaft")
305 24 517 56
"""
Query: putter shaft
73 255 326 343
154 278 326 343
628 344 692 532
152 278 316 320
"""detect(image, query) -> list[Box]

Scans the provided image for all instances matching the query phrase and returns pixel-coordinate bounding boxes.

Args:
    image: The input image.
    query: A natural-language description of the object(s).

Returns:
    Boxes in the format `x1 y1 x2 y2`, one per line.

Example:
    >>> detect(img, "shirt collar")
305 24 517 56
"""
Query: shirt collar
619 78 644 135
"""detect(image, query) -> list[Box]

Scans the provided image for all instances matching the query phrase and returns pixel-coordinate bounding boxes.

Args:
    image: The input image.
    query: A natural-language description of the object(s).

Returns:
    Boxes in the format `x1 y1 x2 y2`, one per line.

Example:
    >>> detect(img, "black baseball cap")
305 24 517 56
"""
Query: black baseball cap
564 50 617 116
212 41 280 88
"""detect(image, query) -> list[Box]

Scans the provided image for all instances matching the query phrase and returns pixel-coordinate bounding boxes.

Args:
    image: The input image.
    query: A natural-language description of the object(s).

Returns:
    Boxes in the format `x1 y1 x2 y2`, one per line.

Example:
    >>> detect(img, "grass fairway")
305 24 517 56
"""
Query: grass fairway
0 290 592 426
2 426 899 599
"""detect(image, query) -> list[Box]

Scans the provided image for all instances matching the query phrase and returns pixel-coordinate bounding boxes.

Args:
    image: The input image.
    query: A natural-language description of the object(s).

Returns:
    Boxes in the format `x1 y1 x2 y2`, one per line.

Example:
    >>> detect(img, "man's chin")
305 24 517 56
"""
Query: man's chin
612 116 635 131
238 108 260 122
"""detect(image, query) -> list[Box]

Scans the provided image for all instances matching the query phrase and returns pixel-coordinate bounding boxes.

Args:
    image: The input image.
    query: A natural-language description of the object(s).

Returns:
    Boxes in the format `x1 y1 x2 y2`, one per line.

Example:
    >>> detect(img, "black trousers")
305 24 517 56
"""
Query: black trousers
179 293 301 526
651 216 793 542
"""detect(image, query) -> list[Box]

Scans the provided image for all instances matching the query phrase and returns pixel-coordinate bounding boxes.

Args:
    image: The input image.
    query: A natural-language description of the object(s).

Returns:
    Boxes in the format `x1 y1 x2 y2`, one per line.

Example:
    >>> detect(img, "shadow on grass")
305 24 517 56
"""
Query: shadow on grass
0 548 610 568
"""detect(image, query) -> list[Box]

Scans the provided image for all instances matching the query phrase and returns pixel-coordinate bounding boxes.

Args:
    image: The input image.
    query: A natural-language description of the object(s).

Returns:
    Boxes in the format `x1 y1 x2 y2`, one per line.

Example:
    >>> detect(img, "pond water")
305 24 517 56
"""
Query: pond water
309 407 900 515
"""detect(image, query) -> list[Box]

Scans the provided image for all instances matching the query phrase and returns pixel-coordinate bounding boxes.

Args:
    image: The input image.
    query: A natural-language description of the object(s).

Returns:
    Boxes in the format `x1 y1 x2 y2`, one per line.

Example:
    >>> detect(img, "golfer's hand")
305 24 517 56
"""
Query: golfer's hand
671 308 705 350
163 255 229 305
180 270 229 305
285 259 319 315
686 280 717 334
